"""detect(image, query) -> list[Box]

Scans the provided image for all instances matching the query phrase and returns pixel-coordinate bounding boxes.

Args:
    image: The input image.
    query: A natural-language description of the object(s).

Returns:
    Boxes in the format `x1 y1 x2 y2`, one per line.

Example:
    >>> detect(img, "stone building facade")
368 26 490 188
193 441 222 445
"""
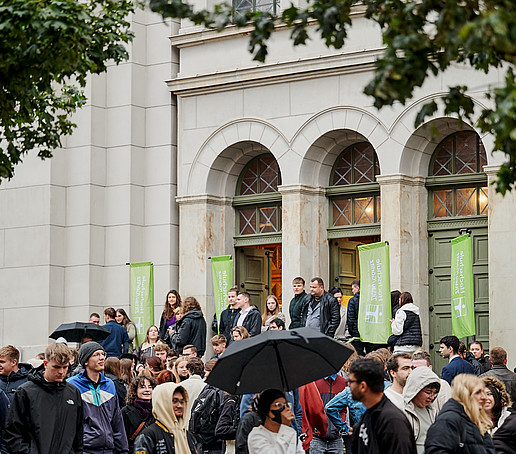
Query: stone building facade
1 5 515 367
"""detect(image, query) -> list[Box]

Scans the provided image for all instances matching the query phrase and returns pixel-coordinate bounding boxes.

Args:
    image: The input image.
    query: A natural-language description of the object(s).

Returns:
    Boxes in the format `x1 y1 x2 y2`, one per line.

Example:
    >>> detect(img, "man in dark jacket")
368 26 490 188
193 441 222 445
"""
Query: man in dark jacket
232 292 262 338
0 345 32 402
350 358 416 454
289 277 308 329
481 347 516 410
439 335 475 384
346 279 372 356
300 277 340 338
212 286 240 342
68 342 129 454
101 307 130 357
5 342 83 454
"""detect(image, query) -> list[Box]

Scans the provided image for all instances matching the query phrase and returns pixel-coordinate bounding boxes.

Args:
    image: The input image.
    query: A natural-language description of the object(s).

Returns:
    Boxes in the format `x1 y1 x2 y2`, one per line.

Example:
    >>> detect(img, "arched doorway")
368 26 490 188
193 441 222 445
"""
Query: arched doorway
426 130 489 371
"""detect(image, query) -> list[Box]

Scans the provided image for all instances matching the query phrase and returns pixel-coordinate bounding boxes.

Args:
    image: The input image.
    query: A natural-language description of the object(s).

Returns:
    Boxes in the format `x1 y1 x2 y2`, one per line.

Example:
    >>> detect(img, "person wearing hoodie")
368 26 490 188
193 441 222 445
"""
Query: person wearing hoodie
424 374 494 454
0 389 8 454
401 365 442 454
0 345 32 402
134 382 197 453
4 342 83 454
67 341 129 454
389 292 423 353
176 296 207 357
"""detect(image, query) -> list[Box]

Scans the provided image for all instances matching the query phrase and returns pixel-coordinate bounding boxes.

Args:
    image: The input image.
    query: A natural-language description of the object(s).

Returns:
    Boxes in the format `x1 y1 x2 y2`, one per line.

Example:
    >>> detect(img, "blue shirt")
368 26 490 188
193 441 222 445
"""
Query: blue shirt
101 320 130 357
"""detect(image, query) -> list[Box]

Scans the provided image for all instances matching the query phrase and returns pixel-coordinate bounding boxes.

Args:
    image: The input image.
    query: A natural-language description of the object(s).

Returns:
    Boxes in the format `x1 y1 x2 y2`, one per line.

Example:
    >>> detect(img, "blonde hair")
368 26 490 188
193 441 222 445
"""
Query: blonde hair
45 343 72 364
451 374 492 436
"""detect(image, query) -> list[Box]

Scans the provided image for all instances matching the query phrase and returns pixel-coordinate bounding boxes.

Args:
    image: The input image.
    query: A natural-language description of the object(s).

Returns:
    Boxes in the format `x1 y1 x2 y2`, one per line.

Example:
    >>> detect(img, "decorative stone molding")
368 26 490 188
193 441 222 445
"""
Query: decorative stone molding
376 174 426 186
175 194 232 206
327 225 381 239
234 233 282 247
278 184 326 196
483 164 501 176
427 217 488 231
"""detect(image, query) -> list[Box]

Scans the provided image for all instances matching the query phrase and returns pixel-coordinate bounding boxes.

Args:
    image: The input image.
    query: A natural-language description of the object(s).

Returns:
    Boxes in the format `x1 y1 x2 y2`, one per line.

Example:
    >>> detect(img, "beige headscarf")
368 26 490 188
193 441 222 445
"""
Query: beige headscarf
152 382 190 454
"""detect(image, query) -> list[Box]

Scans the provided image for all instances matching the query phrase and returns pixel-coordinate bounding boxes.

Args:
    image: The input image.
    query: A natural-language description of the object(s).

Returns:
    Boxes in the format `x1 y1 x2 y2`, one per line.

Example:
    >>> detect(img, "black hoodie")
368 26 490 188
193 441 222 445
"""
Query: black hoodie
4 367 84 454
176 309 207 357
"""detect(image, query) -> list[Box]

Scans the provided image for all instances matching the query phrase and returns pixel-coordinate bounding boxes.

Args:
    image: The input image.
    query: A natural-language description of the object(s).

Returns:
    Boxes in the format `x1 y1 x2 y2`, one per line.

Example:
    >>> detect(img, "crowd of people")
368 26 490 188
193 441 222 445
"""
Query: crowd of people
0 277 515 454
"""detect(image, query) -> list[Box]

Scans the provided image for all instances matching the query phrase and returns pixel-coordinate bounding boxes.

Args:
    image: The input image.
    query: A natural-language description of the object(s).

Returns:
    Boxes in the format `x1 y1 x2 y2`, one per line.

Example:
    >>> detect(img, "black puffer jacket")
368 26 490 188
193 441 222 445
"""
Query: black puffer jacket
176 309 207 357
0 363 32 402
212 306 240 342
300 292 341 338
346 292 360 338
493 411 516 454
4 368 83 454
424 398 495 454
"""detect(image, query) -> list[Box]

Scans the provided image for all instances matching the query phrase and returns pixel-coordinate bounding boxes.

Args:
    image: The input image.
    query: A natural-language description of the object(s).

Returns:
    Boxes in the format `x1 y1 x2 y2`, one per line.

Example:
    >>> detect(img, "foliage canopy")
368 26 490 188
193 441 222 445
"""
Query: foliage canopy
0 0 138 180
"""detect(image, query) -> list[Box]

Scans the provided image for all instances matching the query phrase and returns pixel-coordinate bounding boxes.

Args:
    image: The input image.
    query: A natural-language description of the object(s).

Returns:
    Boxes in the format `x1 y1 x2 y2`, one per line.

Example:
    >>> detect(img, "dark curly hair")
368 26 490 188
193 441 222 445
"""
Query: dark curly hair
126 375 158 406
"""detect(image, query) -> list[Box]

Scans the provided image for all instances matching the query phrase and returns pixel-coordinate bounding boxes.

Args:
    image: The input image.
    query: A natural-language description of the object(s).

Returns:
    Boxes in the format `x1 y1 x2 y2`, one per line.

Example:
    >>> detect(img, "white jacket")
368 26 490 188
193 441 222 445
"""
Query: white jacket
248 424 304 454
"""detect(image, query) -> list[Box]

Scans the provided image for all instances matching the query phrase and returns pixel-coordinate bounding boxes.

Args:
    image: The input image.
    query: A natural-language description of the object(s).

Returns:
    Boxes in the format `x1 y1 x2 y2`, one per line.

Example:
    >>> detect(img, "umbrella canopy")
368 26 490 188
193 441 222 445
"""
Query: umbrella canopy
49 322 110 343
206 327 354 394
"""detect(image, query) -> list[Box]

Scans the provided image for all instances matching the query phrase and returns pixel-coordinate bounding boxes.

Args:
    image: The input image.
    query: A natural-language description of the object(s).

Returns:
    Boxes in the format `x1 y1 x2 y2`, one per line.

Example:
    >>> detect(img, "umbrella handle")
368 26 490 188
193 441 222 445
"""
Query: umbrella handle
290 330 310 344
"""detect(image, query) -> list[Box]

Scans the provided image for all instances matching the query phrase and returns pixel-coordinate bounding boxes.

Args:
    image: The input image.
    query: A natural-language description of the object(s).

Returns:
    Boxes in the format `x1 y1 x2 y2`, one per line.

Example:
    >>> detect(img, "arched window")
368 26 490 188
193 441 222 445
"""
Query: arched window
427 131 488 218
328 142 381 236
234 154 282 239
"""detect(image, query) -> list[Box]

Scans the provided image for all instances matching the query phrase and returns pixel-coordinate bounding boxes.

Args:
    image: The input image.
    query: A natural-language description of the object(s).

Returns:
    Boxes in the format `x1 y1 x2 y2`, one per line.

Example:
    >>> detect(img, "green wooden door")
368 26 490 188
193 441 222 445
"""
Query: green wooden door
330 239 362 297
236 247 271 313
428 226 489 373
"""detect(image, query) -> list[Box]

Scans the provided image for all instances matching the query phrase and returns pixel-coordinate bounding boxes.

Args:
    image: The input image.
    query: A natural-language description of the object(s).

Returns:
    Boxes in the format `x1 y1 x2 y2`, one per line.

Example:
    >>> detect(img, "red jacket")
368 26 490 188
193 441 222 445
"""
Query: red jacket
298 382 328 450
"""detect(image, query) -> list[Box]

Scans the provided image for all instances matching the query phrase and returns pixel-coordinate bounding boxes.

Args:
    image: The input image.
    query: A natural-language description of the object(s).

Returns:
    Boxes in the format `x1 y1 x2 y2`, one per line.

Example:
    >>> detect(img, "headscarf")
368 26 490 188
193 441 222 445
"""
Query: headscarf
152 382 190 454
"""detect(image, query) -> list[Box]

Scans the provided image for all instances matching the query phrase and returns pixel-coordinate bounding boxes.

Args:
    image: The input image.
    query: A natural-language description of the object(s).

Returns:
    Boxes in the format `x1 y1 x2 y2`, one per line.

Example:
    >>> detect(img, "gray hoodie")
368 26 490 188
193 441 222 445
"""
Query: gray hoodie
402 366 441 447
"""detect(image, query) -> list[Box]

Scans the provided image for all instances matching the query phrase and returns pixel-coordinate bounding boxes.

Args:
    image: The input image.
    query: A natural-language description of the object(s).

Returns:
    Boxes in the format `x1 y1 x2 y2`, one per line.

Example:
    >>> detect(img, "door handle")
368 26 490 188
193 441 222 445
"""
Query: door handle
429 306 434 312
240 283 245 288
429 344 434 349
429 269 434 274
335 277 339 282
265 285 269 290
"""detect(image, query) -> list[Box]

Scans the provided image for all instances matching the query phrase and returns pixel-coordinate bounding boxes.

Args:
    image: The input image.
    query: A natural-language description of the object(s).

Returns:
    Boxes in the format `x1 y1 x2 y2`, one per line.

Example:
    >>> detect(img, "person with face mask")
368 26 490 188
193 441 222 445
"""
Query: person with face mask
247 389 304 454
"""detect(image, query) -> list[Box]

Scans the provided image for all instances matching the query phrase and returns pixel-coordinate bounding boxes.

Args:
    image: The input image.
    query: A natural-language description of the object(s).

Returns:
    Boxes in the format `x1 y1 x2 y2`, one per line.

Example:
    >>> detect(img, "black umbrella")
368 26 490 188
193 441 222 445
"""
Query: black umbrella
49 322 110 343
205 327 353 394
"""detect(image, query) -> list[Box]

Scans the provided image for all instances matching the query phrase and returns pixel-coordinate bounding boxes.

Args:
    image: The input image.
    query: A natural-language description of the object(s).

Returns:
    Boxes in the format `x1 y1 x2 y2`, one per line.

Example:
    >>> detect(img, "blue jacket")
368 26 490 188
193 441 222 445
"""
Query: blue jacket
441 356 475 385
101 320 130 357
68 371 129 453
0 363 32 402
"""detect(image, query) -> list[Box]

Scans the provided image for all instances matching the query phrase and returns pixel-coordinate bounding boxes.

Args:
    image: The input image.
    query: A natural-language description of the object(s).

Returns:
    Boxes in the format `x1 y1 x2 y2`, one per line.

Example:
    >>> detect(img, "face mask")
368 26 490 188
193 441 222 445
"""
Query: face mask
270 408 283 424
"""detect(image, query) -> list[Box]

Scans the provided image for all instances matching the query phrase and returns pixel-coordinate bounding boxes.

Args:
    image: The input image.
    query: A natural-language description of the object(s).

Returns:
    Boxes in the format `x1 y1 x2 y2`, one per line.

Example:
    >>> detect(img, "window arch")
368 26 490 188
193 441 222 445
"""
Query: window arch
234 153 282 239
327 142 381 235
427 131 488 218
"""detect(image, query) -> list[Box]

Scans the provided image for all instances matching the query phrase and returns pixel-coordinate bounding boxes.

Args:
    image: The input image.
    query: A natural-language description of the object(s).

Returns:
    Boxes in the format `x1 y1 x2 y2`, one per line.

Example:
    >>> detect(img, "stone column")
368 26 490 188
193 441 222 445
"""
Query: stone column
484 165 516 368
176 195 234 320
279 184 328 325
377 174 429 345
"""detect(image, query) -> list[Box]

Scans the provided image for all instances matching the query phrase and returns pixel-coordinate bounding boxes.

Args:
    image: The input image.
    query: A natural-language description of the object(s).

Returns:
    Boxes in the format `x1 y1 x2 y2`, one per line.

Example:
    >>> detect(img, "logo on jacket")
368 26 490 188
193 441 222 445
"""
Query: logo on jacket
66 399 74 405
359 425 369 446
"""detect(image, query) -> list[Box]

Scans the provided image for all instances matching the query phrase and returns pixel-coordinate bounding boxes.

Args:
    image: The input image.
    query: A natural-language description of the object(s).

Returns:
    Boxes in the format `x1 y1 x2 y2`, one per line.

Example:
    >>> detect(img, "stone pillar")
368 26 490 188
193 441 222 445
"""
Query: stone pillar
377 174 429 345
279 185 328 325
176 195 234 324
484 165 516 368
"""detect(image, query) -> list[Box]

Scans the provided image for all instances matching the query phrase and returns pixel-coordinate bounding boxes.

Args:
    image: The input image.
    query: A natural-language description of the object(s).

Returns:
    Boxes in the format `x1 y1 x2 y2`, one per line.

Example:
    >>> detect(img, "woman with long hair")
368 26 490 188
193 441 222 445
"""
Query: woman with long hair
120 357 136 388
175 296 207 357
116 308 137 353
134 325 165 369
104 356 127 408
122 375 158 453
172 356 189 382
159 290 182 340
261 295 286 332
145 356 163 379
231 326 250 342
425 374 494 454
389 291 423 353
483 376 511 432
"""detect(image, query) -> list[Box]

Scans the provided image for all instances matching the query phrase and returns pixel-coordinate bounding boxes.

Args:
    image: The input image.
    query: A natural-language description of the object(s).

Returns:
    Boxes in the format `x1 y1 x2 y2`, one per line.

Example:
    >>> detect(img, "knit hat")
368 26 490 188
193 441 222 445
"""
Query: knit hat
78 341 105 366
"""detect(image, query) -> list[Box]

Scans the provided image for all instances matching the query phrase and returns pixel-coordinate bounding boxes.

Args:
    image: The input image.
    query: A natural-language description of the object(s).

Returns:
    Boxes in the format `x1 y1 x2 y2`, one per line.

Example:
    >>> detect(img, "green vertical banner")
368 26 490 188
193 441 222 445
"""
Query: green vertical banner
357 242 392 344
130 262 154 346
451 234 476 338
211 255 233 327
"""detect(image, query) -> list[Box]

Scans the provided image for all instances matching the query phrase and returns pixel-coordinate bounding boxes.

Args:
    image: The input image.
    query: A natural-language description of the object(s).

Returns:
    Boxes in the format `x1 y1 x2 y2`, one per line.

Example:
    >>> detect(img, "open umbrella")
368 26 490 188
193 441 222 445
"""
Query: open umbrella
49 322 110 343
205 327 353 394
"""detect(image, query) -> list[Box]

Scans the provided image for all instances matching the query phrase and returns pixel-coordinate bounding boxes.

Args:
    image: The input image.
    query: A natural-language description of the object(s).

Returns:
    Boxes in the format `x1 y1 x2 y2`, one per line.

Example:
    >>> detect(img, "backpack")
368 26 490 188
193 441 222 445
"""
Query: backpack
189 384 223 446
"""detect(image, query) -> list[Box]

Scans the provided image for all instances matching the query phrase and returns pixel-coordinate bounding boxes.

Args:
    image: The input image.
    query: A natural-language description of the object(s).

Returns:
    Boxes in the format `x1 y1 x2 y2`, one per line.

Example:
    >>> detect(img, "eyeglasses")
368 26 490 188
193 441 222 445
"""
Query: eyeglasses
91 352 106 358
270 401 291 411
172 398 184 405
347 379 362 384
